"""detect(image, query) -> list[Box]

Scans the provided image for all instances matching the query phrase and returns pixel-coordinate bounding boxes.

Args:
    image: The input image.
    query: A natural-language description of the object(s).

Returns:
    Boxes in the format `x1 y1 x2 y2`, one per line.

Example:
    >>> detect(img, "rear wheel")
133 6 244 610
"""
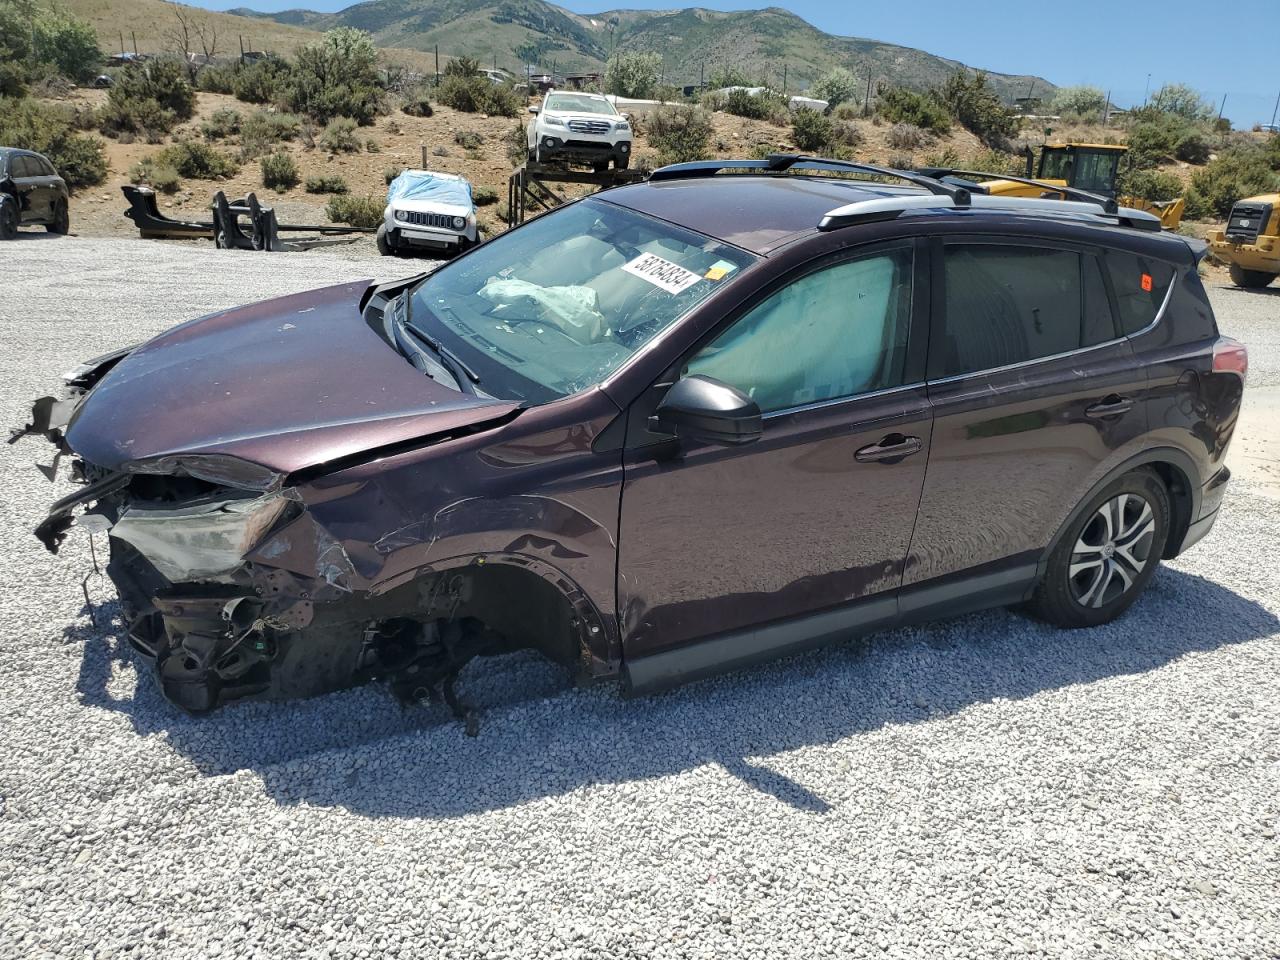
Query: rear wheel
0 200 16 240
1028 469 1170 628
1228 264 1277 289
46 201 69 235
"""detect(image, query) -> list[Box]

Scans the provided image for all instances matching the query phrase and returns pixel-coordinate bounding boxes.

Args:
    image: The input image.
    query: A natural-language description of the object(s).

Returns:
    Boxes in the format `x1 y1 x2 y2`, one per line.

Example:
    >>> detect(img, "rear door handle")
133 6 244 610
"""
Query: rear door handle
855 433 923 463
1085 395 1134 419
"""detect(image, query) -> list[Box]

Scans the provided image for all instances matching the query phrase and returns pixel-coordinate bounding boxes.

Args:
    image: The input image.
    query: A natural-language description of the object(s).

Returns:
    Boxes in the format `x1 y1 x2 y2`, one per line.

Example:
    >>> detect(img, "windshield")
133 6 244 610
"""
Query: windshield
544 93 617 115
408 198 755 403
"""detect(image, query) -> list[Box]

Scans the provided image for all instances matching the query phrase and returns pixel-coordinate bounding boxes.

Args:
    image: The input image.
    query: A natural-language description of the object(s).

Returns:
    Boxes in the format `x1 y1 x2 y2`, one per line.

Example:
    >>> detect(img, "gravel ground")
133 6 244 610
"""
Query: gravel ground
1 237 1278 960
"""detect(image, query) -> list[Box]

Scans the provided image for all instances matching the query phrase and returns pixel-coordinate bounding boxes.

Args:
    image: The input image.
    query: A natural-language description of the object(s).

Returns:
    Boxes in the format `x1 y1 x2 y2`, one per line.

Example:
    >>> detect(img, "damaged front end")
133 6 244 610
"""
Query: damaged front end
12 354 585 717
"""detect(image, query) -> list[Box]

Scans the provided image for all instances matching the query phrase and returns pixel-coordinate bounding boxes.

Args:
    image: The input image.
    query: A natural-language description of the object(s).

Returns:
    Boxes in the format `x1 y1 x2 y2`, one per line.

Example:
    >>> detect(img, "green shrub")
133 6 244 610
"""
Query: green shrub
260 151 299 191
935 70 1017 147
128 158 180 193
283 28 385 125
876 85 950 135
453 129 484 150
1175 130 1211 164
320 116 361 152
967 147 1022 175
196 61 237 94
238 109 302 158
1125 114 1183 169
155 140 239 179
646 105 712 165
604 51 661 99
921 146 962 169
830 120 863 149
97 95 175 142
401 93 433 117
325 193 383 228
1118 168 1183 203
721 87 784 122
0 3 101 84
444 56 480 78
365 137 380 152
305 174 349 194
108 59 195 122
0 96 107 189
1149 83 1215 123
201 107 242 141
791 108 833 152
383 165 405 184
1050 85 1107 121
231 56 290 104
831 102 861 121
437 74 521 116
886 122 926 150
809 67 858 109
472 185 499 206
505 123 528 166
1185 146 1280 220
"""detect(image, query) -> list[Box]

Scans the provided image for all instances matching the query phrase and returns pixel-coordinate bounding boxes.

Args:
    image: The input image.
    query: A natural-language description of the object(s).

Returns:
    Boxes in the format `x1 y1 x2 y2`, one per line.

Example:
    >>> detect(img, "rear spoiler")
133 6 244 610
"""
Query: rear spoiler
1182 235 1210 263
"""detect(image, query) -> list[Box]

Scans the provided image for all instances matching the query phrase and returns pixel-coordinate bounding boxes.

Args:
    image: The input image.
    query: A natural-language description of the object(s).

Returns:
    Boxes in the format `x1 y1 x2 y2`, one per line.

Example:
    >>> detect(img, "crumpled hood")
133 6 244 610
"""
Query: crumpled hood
65 281 518 476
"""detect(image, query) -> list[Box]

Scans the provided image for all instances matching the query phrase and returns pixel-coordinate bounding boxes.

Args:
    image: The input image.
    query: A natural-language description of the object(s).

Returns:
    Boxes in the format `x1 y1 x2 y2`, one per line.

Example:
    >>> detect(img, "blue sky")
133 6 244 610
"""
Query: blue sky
191 0 1280 126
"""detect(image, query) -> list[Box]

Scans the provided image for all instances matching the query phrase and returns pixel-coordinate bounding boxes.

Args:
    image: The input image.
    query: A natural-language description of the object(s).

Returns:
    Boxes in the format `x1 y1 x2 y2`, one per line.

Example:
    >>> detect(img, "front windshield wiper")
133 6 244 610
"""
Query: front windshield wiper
403 297 483 391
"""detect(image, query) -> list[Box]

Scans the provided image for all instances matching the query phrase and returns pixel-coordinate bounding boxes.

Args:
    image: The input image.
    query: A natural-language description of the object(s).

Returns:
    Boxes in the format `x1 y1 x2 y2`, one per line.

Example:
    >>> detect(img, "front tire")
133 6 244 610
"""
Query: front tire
0 201 16 240
376 223 395 257
1228 263 1277 289
46 201 69 235
1028 469 1170 628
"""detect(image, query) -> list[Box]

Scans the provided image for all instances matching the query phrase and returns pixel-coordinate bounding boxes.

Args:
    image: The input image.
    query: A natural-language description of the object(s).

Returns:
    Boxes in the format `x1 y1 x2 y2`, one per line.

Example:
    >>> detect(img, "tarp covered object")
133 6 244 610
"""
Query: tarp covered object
386 170 474 211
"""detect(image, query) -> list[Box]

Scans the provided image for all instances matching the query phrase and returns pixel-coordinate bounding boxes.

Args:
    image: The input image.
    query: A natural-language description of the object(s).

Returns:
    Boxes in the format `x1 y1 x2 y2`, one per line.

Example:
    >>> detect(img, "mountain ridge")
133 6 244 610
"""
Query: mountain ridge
224 0 1055 99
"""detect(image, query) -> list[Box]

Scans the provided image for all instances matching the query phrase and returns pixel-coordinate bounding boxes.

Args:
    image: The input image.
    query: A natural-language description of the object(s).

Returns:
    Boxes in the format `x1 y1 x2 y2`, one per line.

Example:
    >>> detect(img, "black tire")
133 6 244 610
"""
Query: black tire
45 201 69 235
1028 469 1170 628
1228 263 1277 289
615 155 630 171
0 200 16 240
592 160 610 174
376 223 395 257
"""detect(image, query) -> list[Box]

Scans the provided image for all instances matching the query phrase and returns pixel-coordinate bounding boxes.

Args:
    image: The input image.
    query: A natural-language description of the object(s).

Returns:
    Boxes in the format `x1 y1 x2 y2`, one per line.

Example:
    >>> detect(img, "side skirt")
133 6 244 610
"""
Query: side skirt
620 561 1039 697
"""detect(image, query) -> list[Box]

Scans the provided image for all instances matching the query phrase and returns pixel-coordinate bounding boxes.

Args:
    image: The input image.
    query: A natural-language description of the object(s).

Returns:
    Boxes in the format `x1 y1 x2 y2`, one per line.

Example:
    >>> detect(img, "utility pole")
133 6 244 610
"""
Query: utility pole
239 35 244 65
119 31 124 56
434 44 439 86
131 31 137 57
863 72 873 117
782 63 787 94
1143 73 1151 106
1271 87 1279 127
1102 89 1111 125
1217 93 1227 123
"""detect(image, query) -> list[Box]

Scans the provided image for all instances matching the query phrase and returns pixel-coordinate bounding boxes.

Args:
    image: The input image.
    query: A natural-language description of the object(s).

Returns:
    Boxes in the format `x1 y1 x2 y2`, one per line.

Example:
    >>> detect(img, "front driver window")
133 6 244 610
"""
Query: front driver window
685 248 914 413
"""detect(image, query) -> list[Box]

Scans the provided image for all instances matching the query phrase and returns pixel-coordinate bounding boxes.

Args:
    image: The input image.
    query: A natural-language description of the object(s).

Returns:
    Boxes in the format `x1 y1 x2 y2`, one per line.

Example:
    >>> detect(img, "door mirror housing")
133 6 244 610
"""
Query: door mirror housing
651 375 763 446
528 105 539 114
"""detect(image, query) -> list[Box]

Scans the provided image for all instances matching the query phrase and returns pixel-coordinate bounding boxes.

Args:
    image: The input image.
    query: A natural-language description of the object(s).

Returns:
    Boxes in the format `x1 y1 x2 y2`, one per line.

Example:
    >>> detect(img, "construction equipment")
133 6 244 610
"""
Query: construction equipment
1208 192 1280 288
957 143 1185 230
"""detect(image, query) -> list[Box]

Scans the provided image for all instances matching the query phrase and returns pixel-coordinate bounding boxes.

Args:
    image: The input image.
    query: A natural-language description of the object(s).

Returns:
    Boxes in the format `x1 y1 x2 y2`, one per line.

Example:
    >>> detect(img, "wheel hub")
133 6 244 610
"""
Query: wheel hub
1068 493 1156 609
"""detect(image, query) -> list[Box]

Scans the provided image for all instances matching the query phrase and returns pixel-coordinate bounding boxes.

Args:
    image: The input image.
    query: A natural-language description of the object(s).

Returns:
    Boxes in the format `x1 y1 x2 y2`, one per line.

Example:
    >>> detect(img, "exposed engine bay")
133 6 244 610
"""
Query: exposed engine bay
9 281 608 719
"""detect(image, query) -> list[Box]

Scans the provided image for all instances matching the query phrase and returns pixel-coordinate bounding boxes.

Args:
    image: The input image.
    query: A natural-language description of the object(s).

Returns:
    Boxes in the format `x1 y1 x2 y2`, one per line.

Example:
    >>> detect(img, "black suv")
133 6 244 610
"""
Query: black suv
0 147 71 239
18 155 1247 712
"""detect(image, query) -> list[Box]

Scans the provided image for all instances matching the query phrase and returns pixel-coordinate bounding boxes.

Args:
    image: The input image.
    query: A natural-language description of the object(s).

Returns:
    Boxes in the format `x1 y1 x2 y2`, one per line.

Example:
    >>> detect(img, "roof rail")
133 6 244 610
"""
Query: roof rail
915 167 1120 215
649 153 972 207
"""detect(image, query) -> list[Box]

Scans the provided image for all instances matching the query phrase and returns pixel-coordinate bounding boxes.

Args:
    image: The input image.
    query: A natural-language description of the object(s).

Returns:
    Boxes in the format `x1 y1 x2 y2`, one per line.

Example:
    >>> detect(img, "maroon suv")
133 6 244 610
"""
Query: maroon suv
16 156 1247 714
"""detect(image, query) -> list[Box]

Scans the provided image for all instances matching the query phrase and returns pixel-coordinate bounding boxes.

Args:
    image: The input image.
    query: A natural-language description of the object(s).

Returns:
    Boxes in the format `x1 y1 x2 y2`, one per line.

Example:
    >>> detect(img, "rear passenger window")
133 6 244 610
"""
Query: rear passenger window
12 156 34 178
937 245 1117 378
1102 249 1176 335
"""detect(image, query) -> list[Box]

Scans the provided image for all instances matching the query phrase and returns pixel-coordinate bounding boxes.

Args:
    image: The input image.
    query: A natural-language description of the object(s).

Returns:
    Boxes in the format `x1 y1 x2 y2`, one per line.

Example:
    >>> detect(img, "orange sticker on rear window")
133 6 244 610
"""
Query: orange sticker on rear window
1141 273 1153 292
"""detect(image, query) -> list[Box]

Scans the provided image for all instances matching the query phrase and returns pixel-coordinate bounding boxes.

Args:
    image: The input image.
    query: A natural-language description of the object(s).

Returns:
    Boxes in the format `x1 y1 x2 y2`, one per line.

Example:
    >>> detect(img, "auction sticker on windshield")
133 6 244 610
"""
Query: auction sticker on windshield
622 252 703 295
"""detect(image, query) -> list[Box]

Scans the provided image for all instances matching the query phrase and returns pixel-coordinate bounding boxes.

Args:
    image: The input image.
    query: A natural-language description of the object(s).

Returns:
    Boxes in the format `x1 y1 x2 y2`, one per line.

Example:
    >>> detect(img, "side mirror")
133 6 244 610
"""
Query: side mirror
619 111 630 120
650 375 762 447
528 105 539 114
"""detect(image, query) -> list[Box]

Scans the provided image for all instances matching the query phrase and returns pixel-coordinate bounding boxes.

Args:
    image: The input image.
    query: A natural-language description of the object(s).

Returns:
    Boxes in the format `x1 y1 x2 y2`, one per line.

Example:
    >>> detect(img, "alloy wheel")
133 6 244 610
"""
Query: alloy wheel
1068 493 1156 608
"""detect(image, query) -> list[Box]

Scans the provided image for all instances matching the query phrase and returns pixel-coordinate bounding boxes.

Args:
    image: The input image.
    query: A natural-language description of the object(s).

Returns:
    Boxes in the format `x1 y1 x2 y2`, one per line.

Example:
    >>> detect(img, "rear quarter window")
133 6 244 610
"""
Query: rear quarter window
1102 249 1176 335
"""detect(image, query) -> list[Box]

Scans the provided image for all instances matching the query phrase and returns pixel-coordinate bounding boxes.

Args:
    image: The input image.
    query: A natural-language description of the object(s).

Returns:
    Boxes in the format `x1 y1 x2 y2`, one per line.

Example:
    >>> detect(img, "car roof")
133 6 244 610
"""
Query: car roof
599 173 1192 258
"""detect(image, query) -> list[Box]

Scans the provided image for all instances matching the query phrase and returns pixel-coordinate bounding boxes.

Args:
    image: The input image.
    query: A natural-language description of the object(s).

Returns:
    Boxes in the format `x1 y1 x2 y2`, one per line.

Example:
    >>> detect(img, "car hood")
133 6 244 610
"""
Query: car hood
65 281 519 477
546 111 620 127
392 198 472 217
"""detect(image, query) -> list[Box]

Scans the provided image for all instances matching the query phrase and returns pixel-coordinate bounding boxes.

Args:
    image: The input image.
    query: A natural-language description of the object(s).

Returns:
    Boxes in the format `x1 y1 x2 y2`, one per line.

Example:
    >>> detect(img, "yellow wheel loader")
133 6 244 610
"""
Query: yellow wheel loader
924 143 1185 230
1207 193 1280 289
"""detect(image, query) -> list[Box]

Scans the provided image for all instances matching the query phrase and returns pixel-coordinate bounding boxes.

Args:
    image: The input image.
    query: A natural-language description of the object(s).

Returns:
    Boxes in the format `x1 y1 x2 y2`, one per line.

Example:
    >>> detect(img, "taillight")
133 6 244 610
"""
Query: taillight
1212 336 1248 380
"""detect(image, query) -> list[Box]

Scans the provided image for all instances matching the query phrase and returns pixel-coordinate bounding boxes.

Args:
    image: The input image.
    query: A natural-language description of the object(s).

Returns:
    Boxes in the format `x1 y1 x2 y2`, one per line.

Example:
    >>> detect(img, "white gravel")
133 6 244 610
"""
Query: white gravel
1 237 1278 960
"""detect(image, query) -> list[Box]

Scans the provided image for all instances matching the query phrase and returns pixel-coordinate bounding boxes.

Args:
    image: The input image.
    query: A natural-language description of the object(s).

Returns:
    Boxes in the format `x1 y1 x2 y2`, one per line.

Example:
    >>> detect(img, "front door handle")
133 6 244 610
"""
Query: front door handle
855 433 923 463
1085 395 1134 419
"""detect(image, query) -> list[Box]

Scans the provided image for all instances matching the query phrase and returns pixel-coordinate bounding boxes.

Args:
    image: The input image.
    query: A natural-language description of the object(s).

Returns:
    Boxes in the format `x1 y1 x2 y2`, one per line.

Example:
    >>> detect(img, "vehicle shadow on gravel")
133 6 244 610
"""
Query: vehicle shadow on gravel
70 567 1278 818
